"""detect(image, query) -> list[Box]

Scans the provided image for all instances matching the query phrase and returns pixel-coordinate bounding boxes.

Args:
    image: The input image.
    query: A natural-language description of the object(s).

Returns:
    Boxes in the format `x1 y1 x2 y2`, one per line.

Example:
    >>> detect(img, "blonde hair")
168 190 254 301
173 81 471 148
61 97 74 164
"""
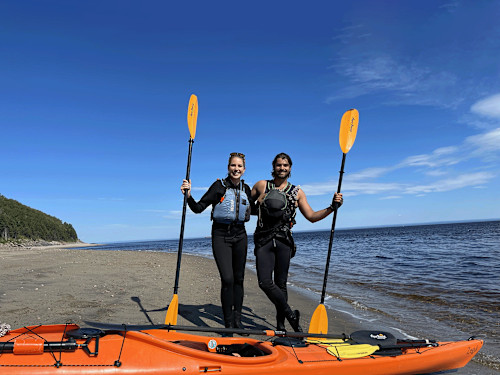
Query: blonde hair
228 152 246 168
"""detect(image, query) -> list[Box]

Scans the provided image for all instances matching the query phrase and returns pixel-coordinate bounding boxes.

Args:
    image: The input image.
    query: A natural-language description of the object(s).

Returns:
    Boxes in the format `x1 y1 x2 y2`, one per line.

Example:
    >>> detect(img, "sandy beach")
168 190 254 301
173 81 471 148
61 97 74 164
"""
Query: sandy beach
0 243 360 335
1 243 495 374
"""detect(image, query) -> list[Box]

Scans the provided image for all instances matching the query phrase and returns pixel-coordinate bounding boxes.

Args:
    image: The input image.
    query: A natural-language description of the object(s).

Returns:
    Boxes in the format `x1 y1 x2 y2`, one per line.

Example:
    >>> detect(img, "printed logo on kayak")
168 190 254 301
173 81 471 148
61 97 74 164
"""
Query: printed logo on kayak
207 339 217 350
369 333 388 340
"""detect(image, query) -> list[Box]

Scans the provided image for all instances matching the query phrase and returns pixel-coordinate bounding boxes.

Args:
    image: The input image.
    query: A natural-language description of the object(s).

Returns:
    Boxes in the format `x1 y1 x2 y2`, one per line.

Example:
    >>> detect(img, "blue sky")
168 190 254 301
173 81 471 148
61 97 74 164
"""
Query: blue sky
1 1 499 243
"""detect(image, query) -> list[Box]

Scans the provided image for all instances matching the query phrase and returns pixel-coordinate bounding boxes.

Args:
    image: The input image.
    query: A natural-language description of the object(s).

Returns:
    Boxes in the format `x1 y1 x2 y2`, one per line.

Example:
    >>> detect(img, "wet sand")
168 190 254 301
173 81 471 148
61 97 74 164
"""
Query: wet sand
0 244 495 374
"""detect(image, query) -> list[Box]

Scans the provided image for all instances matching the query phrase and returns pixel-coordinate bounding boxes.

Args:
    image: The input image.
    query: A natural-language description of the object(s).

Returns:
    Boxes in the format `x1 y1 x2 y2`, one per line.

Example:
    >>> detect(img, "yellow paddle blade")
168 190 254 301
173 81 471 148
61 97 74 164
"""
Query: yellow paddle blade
187 94 198 140
339 108 359 154
327 343 379 359
306 338 347 346
165 293 179 325
308 303 328 334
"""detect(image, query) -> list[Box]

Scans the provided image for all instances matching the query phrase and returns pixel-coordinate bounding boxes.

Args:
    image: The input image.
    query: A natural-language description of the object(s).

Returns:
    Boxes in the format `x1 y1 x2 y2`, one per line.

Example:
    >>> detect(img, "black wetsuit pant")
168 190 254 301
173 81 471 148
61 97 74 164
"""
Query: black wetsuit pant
255 238 293 319
211 223 248 326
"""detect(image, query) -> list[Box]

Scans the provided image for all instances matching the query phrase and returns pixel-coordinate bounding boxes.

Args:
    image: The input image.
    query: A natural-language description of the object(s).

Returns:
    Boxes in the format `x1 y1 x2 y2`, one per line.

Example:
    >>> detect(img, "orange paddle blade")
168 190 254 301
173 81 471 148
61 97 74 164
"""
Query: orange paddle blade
187 94 198 140
339 109 359 154
308 303 328 334
165 294 179 325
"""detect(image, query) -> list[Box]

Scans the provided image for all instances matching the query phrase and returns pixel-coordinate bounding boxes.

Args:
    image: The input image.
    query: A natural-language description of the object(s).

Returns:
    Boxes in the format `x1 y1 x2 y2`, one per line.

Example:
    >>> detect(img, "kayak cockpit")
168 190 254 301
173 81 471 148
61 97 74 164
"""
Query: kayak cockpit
174 340 269 357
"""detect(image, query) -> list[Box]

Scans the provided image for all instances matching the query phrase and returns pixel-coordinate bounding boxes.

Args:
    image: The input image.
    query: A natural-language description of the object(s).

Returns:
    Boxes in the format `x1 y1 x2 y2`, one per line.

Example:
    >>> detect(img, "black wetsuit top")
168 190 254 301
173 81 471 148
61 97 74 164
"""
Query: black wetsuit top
186 177 255 326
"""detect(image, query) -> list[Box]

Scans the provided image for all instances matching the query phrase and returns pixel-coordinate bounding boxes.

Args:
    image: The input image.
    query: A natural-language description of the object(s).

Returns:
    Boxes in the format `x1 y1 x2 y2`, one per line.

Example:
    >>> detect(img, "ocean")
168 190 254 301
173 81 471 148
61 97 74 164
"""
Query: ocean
76 220 500 372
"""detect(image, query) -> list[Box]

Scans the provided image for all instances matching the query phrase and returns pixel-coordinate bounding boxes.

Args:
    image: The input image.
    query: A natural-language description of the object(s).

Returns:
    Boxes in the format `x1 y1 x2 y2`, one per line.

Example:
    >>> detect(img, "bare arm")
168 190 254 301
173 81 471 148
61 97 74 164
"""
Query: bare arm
251 180 267 203
297 189 343 223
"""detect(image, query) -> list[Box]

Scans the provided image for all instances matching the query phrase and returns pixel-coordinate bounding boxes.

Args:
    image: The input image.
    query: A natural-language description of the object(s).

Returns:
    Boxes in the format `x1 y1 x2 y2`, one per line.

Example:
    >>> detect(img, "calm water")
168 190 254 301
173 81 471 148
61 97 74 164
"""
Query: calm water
77 220 500 371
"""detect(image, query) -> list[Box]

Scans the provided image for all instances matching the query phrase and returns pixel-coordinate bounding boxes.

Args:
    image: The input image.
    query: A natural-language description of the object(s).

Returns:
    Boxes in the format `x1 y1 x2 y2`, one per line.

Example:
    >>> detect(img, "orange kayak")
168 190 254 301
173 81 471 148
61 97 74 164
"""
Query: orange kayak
0 323 482 374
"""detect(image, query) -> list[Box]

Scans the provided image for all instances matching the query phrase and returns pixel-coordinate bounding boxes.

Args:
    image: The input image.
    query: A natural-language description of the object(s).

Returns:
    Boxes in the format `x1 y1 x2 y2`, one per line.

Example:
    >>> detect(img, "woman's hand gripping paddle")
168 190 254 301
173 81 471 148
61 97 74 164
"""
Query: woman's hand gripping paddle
308 109 359 334
165 94 198 325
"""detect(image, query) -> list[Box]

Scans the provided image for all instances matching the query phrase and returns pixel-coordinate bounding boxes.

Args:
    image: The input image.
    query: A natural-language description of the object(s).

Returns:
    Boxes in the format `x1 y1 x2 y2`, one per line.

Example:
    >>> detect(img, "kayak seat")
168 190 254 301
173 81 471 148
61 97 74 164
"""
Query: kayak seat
173 340 209 352
216 343 267 357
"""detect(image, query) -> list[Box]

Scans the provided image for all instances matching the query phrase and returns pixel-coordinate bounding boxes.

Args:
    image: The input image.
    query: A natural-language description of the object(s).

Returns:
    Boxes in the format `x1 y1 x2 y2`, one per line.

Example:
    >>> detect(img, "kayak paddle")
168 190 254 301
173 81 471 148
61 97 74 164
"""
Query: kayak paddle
0 332 379 359
308 109 359 334
85 321 434 351
87 320 349 339
165 94 199 325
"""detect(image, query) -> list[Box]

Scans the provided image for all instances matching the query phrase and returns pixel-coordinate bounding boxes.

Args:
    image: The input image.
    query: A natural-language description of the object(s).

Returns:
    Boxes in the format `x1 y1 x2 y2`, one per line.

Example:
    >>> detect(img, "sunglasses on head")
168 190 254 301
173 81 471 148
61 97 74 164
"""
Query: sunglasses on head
230 152 245 159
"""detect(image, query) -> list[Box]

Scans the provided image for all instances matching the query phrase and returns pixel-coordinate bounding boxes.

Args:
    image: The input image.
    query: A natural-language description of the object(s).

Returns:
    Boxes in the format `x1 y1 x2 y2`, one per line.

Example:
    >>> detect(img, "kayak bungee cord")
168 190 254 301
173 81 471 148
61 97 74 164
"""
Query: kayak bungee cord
0 324 124 369
114 324 128 367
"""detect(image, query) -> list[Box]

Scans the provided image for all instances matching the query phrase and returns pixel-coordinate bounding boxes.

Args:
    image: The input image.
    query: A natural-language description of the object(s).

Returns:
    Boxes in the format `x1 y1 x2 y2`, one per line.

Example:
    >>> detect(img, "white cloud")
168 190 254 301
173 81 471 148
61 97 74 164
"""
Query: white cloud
302 180 406 197
301 127 498 198
343 56 422 91
403 172 494 194
165 210 210 220
439 1 459 12
330 55 426 95
465 128 500 154
471 94 500 119
349 167 393 180
398 146 461 168
328 49 463 108
300 182 337 196
425 170 448 177
343 182 406 196
433 146 459 156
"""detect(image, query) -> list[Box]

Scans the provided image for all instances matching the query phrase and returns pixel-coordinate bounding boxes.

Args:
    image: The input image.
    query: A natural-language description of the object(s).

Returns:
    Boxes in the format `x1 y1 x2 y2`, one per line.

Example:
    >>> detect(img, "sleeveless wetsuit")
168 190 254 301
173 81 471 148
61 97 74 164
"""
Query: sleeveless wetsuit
254 181 298 328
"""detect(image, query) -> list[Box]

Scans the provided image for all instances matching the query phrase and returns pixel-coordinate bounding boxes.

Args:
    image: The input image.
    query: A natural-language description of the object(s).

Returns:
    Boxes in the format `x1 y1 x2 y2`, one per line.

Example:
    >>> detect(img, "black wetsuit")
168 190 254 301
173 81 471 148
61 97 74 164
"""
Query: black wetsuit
254 181 298 329
187 177 255 327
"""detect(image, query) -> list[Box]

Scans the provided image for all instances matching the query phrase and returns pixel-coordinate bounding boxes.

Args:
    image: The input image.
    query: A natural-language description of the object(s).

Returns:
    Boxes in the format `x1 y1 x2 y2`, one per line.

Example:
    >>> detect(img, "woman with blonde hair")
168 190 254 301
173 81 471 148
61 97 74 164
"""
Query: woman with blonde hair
181 153 255 330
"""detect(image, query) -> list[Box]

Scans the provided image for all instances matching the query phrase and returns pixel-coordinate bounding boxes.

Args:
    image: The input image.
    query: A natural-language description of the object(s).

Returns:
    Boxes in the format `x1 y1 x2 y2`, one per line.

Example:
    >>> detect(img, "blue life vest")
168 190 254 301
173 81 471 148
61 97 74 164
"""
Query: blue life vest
212 179 251 224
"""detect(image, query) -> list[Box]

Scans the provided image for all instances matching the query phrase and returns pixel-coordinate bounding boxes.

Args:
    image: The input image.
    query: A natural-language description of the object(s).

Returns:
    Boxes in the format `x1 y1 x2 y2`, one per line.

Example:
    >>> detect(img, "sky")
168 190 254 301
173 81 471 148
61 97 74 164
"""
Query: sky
1 1 499 243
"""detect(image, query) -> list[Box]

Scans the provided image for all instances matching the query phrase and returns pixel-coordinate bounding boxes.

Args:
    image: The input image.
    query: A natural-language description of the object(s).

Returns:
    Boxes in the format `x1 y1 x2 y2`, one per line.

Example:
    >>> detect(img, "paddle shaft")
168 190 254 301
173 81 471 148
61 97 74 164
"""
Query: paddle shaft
152 325 346 339
320 153 346 304
173 138 194 294
85 321 348 340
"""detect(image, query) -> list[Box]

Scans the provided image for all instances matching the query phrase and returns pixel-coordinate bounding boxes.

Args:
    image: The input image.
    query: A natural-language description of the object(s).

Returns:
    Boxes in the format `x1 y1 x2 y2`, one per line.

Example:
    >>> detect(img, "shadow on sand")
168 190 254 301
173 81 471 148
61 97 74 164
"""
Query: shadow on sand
130 296 272 331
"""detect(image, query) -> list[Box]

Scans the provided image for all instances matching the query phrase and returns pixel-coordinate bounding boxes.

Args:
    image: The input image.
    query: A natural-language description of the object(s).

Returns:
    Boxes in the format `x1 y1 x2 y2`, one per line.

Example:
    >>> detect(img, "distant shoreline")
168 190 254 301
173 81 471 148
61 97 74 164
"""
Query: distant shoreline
0 240 101 250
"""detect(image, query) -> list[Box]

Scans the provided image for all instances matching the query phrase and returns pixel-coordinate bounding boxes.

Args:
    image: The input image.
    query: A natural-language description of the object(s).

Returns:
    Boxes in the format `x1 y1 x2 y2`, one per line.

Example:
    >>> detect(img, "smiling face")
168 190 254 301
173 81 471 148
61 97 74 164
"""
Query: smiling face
227 156 245 180
272 157 291 179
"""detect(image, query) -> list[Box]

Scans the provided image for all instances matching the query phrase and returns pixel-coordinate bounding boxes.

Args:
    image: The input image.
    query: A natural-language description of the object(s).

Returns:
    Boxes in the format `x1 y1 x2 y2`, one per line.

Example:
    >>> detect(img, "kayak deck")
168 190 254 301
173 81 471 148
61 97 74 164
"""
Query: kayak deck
0 324 483 375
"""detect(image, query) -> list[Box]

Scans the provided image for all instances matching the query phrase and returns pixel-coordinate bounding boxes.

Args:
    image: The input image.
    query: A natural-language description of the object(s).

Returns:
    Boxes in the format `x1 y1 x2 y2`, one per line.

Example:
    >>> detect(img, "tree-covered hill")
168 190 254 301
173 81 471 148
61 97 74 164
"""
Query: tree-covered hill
0 195 78 243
